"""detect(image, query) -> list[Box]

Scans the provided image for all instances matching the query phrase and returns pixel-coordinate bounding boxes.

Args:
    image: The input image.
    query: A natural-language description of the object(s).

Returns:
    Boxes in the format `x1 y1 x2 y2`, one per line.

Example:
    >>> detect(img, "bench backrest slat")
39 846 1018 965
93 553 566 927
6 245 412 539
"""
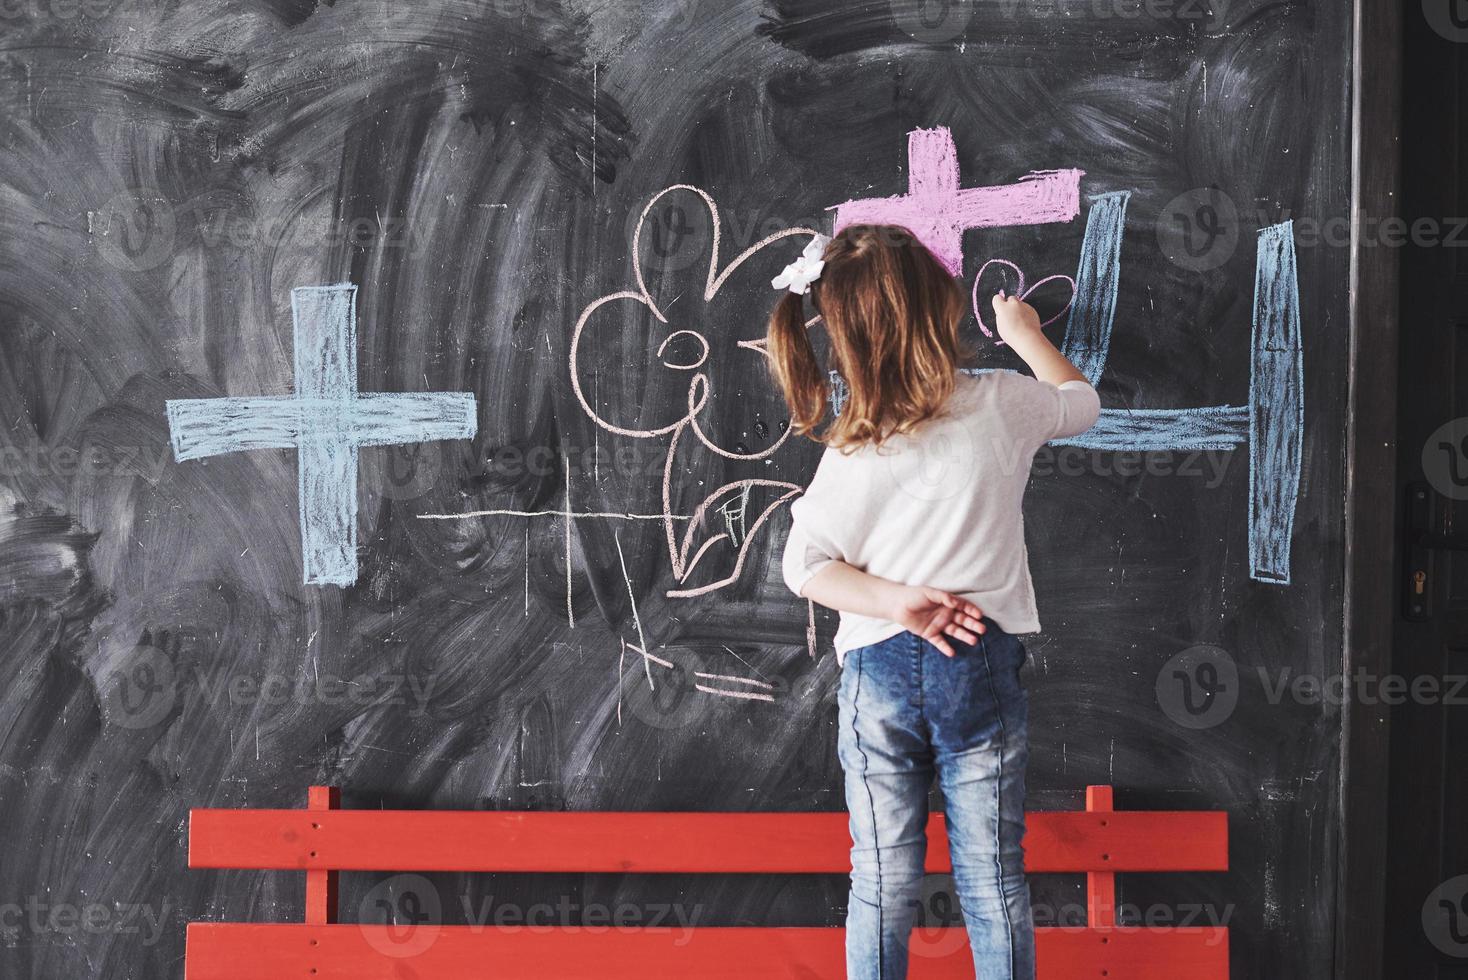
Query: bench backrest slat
189 807 1227 874
185 922 1230 980
186 786 1230 979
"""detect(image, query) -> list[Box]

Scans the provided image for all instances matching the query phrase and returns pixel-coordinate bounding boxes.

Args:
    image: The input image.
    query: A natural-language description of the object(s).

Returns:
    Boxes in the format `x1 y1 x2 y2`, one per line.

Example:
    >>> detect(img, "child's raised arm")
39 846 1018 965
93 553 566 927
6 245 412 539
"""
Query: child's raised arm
992 293 1101 441
992 293 1088 387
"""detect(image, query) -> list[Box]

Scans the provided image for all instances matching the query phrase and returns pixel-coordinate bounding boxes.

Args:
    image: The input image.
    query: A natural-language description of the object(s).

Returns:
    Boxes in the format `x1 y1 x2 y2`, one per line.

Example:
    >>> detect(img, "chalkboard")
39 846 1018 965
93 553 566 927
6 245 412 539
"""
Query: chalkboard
0 1 1349 976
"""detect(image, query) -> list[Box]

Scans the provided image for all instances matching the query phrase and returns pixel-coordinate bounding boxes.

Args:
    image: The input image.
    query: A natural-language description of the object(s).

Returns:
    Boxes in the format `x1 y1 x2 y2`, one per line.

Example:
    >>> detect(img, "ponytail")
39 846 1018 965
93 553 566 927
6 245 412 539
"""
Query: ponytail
768 223 963 451
766 291 827 438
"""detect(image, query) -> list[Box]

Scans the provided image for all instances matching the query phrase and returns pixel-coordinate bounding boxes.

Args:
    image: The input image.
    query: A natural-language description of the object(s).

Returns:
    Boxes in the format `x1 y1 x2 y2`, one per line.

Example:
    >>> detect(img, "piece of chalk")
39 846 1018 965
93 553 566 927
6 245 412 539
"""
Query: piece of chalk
998 288 1007 298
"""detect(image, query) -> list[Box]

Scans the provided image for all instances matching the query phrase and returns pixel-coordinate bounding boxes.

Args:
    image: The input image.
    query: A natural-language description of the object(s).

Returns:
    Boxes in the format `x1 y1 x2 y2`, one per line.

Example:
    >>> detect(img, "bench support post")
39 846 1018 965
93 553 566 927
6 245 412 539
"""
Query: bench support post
306 786 339 925
1086 785 1115 928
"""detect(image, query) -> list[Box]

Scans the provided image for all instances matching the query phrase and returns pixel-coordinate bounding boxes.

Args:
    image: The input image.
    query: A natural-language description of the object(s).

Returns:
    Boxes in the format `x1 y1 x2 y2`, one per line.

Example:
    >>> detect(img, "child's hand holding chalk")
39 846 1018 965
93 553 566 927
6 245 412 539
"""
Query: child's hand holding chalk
991 291 1044 348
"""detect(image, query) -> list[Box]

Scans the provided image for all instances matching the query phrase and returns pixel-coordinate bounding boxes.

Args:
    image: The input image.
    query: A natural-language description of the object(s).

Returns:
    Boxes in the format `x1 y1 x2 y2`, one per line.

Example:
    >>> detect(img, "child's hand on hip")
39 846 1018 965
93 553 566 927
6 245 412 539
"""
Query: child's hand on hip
888 586 987 658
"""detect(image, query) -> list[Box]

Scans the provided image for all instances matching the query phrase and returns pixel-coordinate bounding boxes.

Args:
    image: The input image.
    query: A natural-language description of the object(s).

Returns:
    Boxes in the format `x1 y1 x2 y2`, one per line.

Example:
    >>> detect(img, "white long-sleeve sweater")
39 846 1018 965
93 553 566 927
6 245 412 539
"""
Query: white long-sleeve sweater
781 371 1102 665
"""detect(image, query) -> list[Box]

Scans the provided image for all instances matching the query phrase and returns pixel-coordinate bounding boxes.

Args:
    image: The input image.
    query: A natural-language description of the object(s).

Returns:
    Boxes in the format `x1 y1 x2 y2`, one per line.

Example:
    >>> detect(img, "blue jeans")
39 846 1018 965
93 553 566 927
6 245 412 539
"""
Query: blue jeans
837 621 1035 980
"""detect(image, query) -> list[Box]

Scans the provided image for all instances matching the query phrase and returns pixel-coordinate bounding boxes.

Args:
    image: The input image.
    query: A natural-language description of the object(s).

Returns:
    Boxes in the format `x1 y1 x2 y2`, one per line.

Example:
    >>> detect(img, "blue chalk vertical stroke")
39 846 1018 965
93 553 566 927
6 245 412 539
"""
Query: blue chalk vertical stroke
1060 191 1131 385
165 284 478 586
824 203 1305 587
1249 222 1304 585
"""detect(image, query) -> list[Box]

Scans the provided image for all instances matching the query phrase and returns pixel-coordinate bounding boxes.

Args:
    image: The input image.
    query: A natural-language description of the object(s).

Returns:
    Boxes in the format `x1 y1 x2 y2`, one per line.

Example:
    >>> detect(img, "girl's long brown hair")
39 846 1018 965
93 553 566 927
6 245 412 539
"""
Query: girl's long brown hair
766 224 967 450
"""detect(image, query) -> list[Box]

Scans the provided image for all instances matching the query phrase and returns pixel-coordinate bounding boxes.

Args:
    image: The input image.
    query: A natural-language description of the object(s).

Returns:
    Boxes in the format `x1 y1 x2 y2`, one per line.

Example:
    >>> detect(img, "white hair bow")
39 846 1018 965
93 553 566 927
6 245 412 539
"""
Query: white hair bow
771 234 831 295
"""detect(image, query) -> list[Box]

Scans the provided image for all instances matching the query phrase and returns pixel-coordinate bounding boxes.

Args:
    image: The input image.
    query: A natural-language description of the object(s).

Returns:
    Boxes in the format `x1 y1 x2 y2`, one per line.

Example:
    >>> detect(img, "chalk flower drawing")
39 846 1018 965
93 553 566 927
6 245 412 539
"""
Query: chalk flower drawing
571 185 822 598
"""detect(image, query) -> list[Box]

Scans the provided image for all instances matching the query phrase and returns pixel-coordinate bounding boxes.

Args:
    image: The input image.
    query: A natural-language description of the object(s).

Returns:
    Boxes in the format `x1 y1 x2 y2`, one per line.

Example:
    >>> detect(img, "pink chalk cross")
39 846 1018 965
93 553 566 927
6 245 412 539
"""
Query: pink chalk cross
832 126 1084 275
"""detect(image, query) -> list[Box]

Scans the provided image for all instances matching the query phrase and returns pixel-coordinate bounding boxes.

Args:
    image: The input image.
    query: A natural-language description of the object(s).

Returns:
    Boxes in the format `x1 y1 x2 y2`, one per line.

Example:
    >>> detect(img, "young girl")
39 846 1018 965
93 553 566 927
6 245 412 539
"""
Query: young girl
767 224 1101 980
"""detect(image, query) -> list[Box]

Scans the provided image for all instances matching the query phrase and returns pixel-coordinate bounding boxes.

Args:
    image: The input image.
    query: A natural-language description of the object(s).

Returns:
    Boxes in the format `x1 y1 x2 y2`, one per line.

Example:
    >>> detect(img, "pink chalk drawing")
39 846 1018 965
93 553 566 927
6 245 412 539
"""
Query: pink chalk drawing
570 184 823 599
971 258 1077 346
421 130 1102 672
831 126 1084 276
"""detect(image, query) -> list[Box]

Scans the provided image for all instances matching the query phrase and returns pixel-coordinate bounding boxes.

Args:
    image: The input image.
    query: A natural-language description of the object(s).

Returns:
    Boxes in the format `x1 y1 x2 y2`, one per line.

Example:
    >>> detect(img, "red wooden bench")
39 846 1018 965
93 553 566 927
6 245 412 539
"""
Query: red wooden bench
186 784 1227 978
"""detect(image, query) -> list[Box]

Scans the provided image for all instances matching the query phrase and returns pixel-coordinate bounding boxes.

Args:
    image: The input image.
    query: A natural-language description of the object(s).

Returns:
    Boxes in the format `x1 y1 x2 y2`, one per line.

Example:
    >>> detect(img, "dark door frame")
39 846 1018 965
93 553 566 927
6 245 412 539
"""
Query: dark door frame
1339 0 1402 977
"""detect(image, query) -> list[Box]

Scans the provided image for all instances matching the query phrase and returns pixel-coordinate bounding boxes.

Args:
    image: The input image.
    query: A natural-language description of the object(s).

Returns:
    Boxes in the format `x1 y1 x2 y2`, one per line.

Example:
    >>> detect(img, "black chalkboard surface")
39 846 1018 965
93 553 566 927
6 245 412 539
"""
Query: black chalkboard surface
0 1 1348 976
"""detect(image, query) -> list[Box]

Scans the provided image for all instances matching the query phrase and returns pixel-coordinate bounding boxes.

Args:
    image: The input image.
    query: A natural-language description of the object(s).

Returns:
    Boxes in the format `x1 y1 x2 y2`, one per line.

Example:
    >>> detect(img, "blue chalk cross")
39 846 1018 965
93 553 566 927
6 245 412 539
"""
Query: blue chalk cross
166 284 477 586
828 198 1304 586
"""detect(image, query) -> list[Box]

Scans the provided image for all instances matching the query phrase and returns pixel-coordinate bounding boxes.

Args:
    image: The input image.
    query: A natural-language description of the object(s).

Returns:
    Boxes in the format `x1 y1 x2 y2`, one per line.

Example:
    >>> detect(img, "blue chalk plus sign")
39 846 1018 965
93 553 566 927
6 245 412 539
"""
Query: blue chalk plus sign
166 284 477 586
